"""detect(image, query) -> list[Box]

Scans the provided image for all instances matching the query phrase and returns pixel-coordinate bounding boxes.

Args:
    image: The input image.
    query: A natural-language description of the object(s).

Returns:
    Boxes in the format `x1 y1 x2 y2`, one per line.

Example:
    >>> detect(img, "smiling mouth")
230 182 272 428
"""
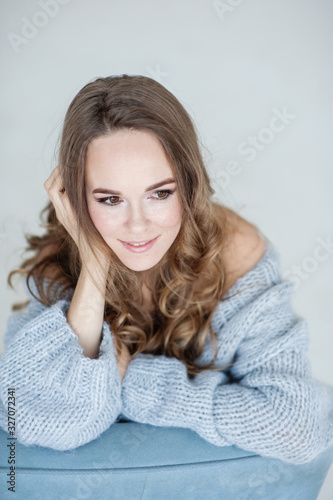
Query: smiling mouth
122 239 155 246
120 236 159 251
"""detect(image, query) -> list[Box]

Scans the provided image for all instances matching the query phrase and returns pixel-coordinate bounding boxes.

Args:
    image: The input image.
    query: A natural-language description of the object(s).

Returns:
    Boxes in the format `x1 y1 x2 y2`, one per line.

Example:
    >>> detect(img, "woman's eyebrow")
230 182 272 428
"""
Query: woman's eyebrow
92 177 175 195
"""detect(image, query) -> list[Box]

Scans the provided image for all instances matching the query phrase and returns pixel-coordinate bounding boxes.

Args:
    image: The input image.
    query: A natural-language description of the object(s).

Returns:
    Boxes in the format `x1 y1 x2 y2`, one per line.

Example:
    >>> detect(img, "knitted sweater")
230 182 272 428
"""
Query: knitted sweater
1 241 332 464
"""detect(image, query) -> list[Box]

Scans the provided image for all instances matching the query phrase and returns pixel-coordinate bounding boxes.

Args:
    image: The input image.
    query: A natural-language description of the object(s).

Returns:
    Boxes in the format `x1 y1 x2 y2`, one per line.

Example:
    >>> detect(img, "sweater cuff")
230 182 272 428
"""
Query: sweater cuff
121 353 227 435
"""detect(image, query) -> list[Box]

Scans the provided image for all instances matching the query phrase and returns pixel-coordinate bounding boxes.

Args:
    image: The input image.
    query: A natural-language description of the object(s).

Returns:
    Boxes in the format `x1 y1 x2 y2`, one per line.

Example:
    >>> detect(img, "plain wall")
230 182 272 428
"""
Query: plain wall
0 1 332 497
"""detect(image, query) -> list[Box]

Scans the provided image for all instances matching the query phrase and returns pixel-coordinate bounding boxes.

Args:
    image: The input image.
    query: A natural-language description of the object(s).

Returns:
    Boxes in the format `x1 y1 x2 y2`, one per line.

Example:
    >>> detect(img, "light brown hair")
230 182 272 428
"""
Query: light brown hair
8 74 236 376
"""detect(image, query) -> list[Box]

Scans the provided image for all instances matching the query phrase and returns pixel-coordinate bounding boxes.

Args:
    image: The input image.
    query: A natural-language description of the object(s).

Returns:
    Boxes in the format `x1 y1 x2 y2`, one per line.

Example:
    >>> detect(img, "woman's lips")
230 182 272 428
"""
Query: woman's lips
120 236 159 253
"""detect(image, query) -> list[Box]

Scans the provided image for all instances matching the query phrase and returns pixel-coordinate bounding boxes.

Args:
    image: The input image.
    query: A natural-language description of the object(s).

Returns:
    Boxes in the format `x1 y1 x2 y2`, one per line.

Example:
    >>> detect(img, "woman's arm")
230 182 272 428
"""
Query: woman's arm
43 165 111 360
66 260 108 359
120 242 333 464
0 279 123 451
0 167 125 450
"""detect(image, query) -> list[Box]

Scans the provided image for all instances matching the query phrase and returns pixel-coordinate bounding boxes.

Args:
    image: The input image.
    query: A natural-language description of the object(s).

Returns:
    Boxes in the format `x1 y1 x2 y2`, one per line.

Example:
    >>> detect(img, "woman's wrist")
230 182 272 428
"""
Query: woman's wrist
66 260 108 359
81 248 110 286
79 263 108 295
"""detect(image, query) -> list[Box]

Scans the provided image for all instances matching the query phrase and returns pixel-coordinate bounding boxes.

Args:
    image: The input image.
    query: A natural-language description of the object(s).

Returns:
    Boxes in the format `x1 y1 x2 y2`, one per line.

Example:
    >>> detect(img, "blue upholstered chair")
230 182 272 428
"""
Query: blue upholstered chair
1 422 332 500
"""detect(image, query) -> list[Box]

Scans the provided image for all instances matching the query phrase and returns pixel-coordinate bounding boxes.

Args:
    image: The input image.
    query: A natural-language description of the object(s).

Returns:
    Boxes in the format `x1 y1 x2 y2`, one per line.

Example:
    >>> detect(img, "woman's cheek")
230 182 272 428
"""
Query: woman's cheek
156 200 182 228
148 195 180 227
89 207 118 234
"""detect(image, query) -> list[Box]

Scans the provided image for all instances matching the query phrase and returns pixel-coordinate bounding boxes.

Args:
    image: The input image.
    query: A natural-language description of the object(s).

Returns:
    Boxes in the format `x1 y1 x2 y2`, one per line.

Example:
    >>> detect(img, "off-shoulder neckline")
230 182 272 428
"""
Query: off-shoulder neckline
221 239 280 299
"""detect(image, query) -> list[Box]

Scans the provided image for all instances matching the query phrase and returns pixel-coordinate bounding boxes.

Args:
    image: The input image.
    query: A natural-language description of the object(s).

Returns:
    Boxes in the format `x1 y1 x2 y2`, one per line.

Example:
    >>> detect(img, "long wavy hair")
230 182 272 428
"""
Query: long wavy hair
8 74 241 376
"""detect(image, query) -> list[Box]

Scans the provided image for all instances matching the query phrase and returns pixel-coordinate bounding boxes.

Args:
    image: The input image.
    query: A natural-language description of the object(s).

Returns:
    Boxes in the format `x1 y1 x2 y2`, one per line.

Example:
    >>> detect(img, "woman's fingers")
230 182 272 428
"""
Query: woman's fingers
43 166 110 273
44 165 63 193
43 166 78 243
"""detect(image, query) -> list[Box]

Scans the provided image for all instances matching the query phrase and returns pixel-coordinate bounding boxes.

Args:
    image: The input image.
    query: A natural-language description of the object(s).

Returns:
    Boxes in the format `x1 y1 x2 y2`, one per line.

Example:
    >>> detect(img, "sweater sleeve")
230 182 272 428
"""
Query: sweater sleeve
120 244 333 464
0 279 122 451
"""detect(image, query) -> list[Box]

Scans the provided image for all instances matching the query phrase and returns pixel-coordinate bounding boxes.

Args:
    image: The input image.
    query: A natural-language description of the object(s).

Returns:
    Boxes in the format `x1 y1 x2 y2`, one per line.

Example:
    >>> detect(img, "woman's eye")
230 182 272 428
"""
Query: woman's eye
107 196 120 204
153 190 173 200
96 189 174 207
97 196 120 206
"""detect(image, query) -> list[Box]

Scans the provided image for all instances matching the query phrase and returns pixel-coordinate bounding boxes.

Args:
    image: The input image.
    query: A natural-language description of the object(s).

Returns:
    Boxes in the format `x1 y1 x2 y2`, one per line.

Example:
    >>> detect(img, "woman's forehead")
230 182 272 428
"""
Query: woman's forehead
85 130 175 186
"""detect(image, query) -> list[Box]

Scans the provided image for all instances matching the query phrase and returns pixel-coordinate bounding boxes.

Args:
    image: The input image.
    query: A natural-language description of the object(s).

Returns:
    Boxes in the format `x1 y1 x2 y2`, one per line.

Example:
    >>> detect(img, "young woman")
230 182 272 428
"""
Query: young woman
1 75 332 463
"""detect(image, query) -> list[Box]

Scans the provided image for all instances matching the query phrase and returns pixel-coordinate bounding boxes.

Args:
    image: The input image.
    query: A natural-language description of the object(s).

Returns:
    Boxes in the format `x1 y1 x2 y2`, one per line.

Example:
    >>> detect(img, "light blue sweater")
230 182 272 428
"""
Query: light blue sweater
1 241 332 463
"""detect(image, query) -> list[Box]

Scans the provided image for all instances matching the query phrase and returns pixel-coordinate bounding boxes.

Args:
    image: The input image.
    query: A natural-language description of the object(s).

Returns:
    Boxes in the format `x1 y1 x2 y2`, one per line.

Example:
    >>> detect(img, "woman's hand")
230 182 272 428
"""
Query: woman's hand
43 165 109 274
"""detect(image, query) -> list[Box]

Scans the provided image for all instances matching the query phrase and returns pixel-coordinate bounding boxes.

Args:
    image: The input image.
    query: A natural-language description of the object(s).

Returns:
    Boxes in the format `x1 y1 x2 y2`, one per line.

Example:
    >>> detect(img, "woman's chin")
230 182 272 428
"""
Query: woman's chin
118 256 160 273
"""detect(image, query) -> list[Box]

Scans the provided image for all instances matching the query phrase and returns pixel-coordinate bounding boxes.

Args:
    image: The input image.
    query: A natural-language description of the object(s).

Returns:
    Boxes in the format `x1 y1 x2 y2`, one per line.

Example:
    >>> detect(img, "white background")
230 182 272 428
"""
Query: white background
0 1 332 497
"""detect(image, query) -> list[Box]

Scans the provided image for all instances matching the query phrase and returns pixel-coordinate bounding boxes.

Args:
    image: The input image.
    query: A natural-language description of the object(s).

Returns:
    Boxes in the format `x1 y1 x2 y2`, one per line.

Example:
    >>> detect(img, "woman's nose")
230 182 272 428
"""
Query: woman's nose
124 204 150 231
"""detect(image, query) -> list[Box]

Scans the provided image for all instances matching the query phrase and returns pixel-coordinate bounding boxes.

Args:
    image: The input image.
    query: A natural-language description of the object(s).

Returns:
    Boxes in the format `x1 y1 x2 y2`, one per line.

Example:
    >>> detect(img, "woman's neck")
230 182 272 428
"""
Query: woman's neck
140 269 157 312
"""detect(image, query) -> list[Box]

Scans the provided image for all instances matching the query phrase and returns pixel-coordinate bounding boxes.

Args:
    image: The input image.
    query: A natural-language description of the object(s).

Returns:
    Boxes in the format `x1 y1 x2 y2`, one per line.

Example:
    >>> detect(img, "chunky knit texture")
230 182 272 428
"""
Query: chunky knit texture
0 288 122 450
1 241 332 462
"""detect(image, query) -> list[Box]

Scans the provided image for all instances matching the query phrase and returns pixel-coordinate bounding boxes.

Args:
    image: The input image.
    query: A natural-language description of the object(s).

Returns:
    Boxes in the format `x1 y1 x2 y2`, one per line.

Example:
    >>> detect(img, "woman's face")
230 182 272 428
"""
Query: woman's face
85 129 183 272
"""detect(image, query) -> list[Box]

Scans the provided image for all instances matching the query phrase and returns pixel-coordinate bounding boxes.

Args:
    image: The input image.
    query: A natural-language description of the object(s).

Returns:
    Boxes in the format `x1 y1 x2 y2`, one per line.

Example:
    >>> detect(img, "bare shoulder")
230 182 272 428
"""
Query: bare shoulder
221 207 267 291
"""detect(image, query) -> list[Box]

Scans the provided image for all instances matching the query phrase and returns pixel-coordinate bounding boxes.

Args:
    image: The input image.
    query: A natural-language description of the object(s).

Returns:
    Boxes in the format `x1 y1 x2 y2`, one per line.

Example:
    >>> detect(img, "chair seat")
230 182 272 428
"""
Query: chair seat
0 422 332 500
